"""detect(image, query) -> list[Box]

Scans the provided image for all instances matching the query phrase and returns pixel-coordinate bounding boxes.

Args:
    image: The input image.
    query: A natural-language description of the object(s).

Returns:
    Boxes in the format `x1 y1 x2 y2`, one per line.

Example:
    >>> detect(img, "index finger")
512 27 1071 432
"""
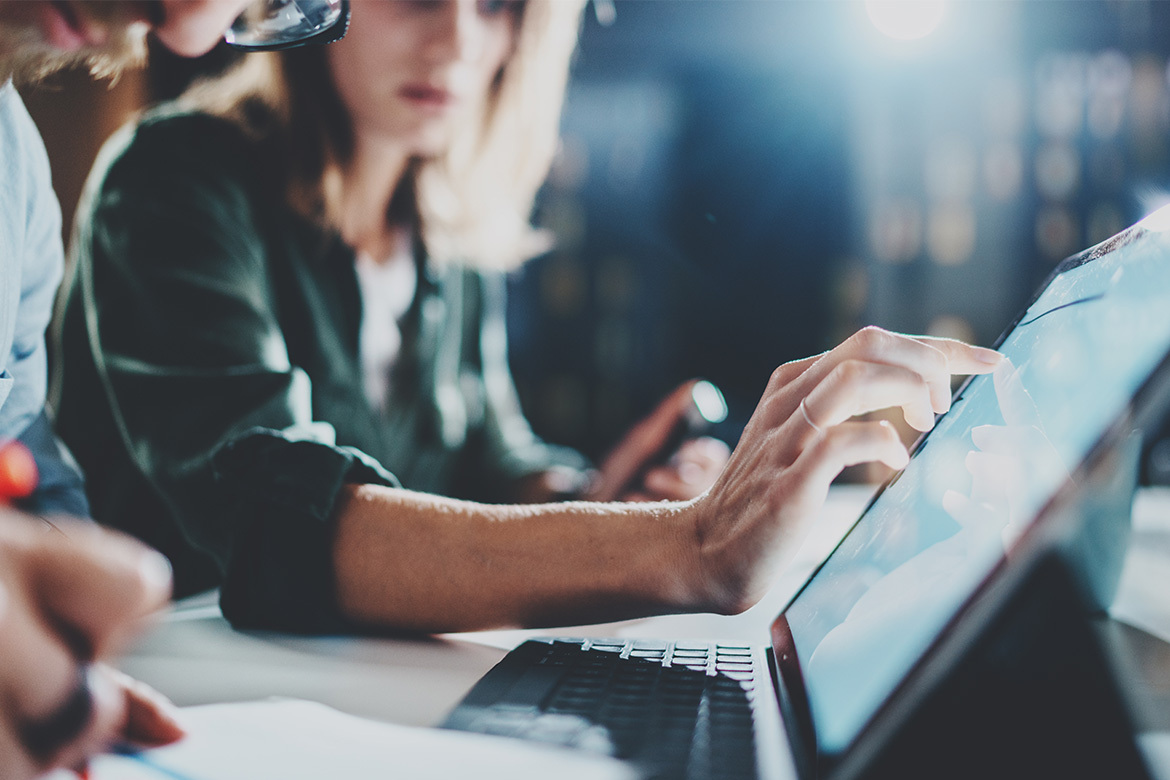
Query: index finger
826 328 1001 415
105 666 185 748
914 336 1003 376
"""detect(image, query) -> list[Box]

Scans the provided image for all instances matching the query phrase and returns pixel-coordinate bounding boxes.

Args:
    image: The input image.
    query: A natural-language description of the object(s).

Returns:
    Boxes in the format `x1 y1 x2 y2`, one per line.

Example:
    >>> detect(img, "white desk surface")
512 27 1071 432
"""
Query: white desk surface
119 485 1170 762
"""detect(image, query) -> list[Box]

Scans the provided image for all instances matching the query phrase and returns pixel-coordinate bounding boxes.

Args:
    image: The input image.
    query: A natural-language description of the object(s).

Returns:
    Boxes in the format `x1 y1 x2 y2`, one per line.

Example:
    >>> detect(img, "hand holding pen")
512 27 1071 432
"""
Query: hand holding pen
0 441 184 780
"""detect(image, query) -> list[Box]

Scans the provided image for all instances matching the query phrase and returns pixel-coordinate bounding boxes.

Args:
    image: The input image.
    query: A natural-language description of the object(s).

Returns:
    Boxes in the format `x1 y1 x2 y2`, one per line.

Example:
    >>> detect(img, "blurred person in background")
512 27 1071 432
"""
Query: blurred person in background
55 0 1000 638
57 0 731 627
0 1 350 776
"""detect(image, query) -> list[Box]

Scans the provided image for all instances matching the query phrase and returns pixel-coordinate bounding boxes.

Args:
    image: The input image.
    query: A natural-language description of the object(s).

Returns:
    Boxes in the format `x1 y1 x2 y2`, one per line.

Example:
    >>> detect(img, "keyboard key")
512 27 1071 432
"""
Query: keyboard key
673 641 712 651
633 640 668 650
630 649 667 659
671 649 710 659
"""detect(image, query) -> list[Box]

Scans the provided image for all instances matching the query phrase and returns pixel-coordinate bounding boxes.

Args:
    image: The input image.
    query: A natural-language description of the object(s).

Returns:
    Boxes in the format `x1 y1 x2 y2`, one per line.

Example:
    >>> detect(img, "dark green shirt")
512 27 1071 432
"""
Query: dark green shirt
54 110 587 633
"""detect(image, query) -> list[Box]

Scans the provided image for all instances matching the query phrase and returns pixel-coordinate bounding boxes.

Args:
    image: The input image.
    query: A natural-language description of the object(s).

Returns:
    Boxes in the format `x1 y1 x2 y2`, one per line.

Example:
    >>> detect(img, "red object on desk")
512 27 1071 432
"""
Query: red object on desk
0 440 37 502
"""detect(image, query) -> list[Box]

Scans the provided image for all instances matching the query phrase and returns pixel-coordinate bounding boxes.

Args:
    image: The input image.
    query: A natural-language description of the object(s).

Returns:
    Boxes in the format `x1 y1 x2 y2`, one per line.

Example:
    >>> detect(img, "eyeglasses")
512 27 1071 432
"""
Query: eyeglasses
224 0 350 52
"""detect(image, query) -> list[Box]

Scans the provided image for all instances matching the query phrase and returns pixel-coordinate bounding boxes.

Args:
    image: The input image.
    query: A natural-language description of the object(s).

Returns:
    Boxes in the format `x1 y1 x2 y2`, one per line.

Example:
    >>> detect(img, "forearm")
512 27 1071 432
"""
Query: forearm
332 484 700 633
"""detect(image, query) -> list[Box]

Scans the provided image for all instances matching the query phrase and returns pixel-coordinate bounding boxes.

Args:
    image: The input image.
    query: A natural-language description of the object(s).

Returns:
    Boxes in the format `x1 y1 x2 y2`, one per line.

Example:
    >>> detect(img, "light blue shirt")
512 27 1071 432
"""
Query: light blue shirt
0 81 62 441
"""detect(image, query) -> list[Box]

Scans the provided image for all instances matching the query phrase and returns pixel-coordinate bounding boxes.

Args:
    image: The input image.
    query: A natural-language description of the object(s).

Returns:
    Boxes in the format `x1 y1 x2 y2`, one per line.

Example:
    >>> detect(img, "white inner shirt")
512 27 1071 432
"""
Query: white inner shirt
355 233 417 413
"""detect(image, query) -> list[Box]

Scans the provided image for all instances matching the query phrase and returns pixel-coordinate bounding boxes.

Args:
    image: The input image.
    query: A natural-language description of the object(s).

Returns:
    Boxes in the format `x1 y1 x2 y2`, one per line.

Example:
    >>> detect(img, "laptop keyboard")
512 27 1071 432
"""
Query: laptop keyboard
443 638 761 780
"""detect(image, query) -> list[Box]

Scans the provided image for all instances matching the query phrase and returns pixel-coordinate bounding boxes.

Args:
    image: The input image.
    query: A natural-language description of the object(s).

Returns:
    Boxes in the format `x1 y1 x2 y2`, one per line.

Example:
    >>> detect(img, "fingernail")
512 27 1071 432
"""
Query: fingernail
893 447 910 469
138 550 173 596
138 686 185 740
975 348 1003 364
154 695 184 730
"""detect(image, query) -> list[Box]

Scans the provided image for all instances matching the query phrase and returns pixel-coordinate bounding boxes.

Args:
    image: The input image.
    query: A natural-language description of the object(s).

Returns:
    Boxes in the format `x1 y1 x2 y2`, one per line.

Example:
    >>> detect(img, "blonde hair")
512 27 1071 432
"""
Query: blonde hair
181 0 587 270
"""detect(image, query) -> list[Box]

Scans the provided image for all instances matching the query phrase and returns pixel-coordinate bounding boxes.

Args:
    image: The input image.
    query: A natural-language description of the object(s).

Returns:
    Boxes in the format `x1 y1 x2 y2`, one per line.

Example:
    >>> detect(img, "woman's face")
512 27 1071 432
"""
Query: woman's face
328 0 520 156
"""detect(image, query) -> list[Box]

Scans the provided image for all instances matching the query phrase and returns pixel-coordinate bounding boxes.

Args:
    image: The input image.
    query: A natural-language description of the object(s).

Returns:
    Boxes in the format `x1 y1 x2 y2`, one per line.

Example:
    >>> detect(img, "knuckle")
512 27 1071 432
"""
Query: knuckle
822 424 855 451
871 419 903 448
769 475 797 511
853 325 889 353
768 363 791 390
921 349 948 378
920 382 937 405
804 429 835 460
928 342 949 369
832 358 870 386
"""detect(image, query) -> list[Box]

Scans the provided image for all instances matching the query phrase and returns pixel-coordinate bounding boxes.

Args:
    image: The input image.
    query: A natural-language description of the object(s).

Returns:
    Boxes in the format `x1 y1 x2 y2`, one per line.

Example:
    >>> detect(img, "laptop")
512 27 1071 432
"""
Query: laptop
443 212 1170 779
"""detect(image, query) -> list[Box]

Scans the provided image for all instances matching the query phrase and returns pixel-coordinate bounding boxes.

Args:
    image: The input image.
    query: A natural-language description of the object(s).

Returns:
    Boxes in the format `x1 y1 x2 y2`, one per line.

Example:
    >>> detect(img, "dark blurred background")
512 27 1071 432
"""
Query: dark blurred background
509 0 1170 481
22 0 1170 481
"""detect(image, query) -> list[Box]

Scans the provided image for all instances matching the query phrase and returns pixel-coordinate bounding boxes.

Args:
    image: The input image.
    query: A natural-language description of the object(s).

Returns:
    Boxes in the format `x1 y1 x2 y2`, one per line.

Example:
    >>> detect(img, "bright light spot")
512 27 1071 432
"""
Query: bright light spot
865 0 946 41
1140 201 1170 232
592 0 616 27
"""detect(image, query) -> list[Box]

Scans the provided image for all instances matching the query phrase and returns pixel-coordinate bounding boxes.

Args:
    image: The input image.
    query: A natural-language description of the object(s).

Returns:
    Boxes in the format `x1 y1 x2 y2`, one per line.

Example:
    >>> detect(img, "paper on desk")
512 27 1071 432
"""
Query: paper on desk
80 699 637 780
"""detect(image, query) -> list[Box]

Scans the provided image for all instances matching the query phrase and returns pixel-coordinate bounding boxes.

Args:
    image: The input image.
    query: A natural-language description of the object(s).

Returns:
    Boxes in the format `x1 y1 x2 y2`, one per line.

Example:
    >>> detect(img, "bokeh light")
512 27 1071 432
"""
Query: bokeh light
865 0 946 41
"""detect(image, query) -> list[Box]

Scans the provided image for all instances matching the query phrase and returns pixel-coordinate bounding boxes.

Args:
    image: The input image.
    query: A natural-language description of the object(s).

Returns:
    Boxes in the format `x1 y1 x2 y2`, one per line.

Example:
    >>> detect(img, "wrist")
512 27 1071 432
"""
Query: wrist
656 496 714 613
674 491 757 616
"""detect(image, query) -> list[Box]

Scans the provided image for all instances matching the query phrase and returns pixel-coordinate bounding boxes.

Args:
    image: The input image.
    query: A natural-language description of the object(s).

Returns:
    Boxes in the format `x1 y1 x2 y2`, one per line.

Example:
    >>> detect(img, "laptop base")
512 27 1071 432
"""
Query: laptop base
839 552 1150 780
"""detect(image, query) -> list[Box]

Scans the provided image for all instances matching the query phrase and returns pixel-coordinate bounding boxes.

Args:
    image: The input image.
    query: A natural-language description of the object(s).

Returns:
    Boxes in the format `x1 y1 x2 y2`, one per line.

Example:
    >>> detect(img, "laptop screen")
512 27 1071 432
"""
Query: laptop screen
774 220 1170 760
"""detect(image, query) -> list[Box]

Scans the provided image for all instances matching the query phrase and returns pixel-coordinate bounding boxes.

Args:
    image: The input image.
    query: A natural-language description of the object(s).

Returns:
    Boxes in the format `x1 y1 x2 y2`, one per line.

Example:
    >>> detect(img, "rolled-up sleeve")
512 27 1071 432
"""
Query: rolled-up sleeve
213 428 395 632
